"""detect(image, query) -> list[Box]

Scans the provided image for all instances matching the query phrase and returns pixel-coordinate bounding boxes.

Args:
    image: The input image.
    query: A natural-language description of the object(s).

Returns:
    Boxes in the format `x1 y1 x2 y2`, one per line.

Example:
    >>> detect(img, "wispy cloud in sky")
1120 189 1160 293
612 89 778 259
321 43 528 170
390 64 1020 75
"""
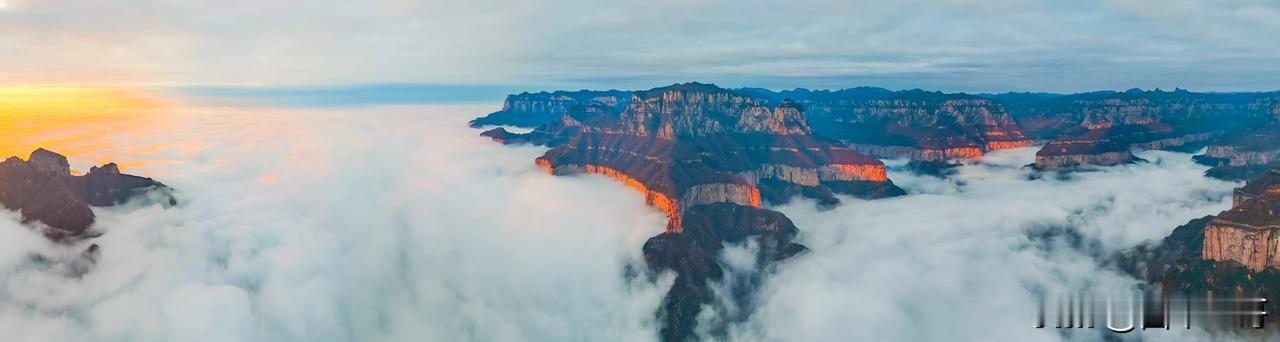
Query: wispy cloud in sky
1 0 1278 92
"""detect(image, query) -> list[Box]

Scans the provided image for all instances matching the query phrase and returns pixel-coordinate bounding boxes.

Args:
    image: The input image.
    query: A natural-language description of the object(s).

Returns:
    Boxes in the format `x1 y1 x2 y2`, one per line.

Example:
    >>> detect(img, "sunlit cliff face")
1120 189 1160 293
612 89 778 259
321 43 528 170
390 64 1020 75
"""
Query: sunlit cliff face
0 87 170 173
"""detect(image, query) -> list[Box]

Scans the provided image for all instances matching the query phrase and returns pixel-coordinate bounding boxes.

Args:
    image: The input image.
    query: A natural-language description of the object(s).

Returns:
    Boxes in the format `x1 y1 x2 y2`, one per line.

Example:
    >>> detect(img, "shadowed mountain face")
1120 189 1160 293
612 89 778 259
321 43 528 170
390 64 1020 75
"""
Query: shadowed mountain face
0 148 173 241
1195 107 1280 180
472 85 1280 172
475 82 903 341
993 89 1280 170
746 88 1034 160
468 89 633 128
1118 169 1280 301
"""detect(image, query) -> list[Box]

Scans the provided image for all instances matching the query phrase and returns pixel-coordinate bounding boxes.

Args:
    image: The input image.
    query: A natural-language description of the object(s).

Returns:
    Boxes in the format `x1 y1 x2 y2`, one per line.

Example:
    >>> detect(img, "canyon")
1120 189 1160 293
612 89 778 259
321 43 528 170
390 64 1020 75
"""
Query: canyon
753 88 1034 161
477 83 903 341
477 83 1280 340
475 86 1280 172
996 89 1280 170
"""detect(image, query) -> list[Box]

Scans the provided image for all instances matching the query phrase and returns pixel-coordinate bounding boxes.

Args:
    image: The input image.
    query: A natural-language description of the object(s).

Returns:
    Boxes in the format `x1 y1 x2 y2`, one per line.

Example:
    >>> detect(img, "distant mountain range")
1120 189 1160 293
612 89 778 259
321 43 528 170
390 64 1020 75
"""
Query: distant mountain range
474 84 1280 175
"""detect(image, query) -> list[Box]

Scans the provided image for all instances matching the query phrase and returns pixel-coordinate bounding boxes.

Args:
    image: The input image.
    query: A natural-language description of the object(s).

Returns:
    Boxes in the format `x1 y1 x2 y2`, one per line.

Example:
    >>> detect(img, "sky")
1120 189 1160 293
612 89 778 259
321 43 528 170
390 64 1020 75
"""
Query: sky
1 0 1279 93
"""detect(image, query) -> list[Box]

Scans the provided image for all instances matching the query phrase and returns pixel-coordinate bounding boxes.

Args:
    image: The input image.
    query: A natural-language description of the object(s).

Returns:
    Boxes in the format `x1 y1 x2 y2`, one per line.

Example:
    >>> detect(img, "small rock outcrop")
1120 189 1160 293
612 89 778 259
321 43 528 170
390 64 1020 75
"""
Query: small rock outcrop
1031 128 1138 169
0 148 173 241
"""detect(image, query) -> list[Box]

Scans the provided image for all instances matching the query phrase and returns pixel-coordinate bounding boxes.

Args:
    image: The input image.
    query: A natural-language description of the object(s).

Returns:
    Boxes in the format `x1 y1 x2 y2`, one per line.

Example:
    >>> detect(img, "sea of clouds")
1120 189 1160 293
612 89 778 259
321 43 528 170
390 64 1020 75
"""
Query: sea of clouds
0 102 1245 341
0 104 671 341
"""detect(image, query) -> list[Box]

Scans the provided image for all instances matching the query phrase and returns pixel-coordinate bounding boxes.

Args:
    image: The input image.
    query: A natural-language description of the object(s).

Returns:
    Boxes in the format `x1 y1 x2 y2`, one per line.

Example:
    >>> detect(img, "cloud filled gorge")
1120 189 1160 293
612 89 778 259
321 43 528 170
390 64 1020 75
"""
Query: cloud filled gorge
0 105 671 341
727 148 1237 341
0 102 1244 341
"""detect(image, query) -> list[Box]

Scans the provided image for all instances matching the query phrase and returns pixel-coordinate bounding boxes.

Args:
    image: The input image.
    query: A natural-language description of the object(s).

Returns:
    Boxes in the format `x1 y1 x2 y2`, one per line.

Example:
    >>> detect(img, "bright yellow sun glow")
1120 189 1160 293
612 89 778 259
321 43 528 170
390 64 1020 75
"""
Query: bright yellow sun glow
0 87 170 173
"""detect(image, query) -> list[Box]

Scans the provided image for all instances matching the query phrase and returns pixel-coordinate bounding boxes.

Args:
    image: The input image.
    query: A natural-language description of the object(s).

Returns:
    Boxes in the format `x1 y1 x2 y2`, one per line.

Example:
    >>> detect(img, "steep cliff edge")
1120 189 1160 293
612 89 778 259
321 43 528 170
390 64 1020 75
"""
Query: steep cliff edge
747 88 1033 160
477 83 903 341
1201 171 1280 271
0 148 174 241
1196 120 1280 180
467 90 632 128
1031 126 1139 169
1118 170 1280 297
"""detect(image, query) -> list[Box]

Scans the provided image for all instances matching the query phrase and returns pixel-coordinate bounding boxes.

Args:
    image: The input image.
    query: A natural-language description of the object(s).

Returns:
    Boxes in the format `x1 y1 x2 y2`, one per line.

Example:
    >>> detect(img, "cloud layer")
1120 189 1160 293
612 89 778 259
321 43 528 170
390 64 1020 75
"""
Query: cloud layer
727 148 1236 341
0 104 672 341
0 101 1250 341
2 0 1279 92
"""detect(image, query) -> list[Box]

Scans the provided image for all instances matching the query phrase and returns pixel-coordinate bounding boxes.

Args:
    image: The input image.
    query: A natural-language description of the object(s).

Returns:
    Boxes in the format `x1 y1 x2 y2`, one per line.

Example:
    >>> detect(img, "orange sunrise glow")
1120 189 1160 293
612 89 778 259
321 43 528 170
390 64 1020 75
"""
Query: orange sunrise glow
0 87 169 173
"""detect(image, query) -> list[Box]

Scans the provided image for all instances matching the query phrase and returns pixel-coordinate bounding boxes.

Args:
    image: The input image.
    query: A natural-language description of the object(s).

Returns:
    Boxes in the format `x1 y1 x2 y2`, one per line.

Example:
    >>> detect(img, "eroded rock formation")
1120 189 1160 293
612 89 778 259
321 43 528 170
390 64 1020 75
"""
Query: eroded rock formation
747 88 1033 161
1202 170 1280 271
1116 170 1280 302
1196 120 1280 180
477 83 903 341
0 148 173 241
998 89 1279 170
1032 129 1138 169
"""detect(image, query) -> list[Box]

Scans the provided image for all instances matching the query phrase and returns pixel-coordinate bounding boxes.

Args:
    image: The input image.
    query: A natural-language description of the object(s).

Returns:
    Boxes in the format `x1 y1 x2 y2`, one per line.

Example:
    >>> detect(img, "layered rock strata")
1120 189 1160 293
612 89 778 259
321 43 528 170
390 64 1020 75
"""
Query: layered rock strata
747 88 1033 160
1001 89 1279 170
1117 171 1280 304
1197 122 1280 180
478 83 903 341
1202 171 1280 271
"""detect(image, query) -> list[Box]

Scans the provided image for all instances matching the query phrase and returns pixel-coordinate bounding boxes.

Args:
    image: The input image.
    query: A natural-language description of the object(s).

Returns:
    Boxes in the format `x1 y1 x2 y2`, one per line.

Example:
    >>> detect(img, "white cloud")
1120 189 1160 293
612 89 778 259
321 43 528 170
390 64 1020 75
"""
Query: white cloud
0 101 1253 341
725 148 1237 341
0 104 672 341
2 0 1279 92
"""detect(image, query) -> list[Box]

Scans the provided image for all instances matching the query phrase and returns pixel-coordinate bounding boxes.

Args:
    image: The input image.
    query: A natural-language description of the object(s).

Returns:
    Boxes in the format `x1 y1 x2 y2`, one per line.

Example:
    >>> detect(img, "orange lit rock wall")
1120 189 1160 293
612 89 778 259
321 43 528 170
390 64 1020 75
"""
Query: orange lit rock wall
983 140 1034 151
537 159 765 234
819 164 887 182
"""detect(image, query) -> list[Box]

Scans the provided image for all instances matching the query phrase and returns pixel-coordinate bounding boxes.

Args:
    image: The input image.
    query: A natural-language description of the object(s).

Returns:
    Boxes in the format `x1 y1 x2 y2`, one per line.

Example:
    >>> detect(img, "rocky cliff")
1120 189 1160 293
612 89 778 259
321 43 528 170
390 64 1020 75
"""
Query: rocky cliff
477 83 903 341
1201 170 1280 271
1233 170 1280 206
1000 89 1278 170
1031 127 1139 169
0 148 173 241
1118 170 1280 298
467 90 632 128
746 88 1033 160
1196 119 1280 180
